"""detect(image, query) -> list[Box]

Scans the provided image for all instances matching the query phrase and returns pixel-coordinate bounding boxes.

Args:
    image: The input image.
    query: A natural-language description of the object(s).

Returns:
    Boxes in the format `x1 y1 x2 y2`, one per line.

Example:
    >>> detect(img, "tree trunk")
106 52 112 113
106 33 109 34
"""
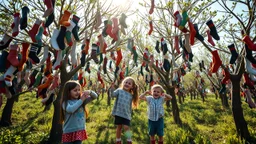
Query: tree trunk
215 91 218 99
168 87 182 125
178 92 182 104
0 97 17 126
190 91 193 100
230 75 250 141
219 92 229 108
48 80 66 143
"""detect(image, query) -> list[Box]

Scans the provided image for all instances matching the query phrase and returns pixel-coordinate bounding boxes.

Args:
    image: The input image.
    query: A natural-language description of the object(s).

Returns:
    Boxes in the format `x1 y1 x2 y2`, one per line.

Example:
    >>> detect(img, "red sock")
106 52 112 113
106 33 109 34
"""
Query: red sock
116 48 123 66
188 20 196 45
7 44 20 67
29 19 42 42
106 21 114 38
243 35 256 51
18 43 30 71
150 140 156 144
158 140 163 144
11 13 20 37
156 60 159 68
221 68 230 84
207 29 215 46
148 21 153 35
43 0 53 17
59 10 71 27
149 0 155 14
210 50 222 73
174 36 180 54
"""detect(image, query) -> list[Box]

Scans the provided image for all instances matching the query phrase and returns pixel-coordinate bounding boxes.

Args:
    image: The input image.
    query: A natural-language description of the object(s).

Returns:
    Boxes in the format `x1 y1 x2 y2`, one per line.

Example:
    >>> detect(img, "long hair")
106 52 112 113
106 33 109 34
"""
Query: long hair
120 77 139 108
60 80 88 123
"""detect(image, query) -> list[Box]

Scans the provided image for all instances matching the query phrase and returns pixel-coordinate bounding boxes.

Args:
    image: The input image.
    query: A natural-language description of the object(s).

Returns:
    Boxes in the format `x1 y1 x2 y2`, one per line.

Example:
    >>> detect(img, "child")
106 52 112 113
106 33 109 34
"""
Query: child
139 84 172 144
111 77 139 144
60 80 98 144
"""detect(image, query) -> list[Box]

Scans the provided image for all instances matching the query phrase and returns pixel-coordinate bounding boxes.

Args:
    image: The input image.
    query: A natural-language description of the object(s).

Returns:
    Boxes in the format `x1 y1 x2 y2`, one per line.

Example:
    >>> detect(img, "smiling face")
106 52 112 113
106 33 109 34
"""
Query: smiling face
151 87 163 99
69 85 81 100
122 78 134 92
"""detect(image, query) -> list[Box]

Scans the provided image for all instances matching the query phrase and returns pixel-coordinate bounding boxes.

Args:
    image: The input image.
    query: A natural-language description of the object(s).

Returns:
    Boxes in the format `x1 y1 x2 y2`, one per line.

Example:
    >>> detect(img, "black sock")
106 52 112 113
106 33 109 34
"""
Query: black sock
80 51 86 67
29 44 40 63
194 24 204 41
155 40 160 53
57 26 66 50
20 6 30 30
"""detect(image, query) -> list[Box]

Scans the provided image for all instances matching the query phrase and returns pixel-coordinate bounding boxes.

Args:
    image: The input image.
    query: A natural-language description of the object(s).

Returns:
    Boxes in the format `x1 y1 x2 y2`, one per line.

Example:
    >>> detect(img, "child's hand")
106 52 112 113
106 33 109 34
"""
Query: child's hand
81 92 90 101
145 90 151 95
83 90 91 96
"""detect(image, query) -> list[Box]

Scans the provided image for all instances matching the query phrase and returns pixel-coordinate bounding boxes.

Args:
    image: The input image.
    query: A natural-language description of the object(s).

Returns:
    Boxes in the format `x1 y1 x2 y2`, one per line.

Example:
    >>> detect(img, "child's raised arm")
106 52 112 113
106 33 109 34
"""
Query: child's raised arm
82 90 98 104
139 90 151 101
162 93 172 101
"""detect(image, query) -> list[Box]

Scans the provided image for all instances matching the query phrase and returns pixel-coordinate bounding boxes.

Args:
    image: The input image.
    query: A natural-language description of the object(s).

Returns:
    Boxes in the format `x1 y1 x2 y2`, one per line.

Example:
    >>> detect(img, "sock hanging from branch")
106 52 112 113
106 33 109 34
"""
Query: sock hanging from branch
57 26 67 50
148 20 153 35
210 50 222 73
29 19 42 43
161 38 168 55
132 46 138 66
4 66 17 87
243 73 254 89
43 0 54 17
59 10 71 27
149 0 155 14
155 40 160 53
65 21 75 46
206 19 220 40
18 43 30 71
20 6 30 30
72 15 80 41
94 9 102 29
188 20 196 45
245 44 256 64
179 10 189 30
50 29 60 50
227 44 238 64
243 35 256 51
193 24 204 41
91 44 99 64
11 13 20 37
29 44 40 63
174 36 180 54
116 48 123 66
119 13 127 28
7 44 20 67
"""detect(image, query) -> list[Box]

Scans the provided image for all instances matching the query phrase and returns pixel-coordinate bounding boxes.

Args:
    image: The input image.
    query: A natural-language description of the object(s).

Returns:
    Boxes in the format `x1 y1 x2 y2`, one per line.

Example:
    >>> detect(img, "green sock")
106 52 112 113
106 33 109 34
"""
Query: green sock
179 10 188 29
35 26 44 46
33 73 42 87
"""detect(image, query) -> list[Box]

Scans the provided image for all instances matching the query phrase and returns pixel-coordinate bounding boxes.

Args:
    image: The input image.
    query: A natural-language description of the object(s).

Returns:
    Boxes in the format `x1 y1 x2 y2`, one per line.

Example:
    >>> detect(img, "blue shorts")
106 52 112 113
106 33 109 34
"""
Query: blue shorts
148 118 164 136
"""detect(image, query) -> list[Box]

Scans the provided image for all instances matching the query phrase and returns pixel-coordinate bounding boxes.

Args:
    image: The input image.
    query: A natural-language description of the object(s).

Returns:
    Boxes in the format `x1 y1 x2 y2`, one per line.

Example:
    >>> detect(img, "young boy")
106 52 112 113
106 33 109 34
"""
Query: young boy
139 84 172 144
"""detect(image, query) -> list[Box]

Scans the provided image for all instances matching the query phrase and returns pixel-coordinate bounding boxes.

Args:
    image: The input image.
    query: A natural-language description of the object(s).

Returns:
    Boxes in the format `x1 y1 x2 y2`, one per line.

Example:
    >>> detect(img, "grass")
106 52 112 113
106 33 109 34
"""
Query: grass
0 92 256 144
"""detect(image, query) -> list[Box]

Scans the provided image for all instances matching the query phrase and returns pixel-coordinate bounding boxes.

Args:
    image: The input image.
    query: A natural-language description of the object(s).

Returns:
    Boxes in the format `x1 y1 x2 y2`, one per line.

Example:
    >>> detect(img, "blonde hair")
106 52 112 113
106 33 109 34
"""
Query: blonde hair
120 77 139 108
151 84 164 92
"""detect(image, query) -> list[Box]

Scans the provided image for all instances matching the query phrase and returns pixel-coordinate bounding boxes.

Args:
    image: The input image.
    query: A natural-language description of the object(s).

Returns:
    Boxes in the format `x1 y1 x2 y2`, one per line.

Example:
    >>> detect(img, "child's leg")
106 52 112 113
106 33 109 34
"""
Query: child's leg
150 135 156 144
116 124 122 139
158 136 163 144
124 125 132 143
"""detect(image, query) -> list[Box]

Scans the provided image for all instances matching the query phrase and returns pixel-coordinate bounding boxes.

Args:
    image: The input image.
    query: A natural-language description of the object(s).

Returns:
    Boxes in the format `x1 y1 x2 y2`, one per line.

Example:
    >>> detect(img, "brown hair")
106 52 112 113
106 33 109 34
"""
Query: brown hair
120 77 139 108
60 80 88 123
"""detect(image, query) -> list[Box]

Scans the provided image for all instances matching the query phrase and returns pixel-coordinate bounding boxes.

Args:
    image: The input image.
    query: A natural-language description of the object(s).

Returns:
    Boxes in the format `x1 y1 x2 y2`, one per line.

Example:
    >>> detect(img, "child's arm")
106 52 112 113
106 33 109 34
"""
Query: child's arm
163 93 172 101
83 90 98 104
139 91 151 101
64 100 84 113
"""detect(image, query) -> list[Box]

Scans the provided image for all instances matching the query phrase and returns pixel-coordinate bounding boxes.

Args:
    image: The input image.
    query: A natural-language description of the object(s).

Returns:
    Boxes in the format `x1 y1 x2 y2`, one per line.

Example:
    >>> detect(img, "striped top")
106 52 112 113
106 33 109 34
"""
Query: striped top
146 96 165 121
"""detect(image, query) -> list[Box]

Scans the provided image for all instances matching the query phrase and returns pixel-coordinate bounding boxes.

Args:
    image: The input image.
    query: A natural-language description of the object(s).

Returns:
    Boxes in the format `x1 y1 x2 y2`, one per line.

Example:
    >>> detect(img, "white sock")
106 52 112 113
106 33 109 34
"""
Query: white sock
245 58 256 75
53 50 62 70
4 65 17 87
116 138 121 142
77 53 80 66
71 40 77 67
50 29 60 50
172 54 178 67
40 45 49 65
120 25 126 35
66 20 75 32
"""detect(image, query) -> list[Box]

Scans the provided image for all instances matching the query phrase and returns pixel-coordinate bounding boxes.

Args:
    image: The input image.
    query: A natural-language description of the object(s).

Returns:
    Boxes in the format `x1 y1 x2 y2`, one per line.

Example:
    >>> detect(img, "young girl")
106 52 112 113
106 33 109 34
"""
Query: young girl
60 80 98 144
111 77 139 144
139 84 172 144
